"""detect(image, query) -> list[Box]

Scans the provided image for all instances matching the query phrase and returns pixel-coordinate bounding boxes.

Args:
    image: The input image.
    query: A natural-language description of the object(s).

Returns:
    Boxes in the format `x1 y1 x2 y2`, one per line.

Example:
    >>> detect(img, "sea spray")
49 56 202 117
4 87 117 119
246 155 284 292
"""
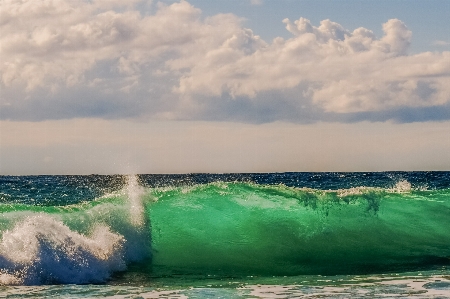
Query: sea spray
0 215 125 285
0 175 150 285
126 174 145 227
120 175 151 262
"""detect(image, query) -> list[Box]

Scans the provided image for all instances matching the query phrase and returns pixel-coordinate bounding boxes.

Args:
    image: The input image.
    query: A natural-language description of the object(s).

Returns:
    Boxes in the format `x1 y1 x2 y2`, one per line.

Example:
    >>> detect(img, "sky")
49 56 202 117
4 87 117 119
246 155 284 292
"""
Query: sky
0 0 449 174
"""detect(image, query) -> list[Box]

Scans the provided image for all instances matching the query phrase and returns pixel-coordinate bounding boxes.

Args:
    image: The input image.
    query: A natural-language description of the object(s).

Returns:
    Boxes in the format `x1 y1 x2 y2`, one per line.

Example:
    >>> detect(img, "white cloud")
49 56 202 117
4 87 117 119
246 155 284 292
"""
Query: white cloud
175 17 449 113
433 40 450 46
1 0 199 91
1 0 449 122
250 0 263 5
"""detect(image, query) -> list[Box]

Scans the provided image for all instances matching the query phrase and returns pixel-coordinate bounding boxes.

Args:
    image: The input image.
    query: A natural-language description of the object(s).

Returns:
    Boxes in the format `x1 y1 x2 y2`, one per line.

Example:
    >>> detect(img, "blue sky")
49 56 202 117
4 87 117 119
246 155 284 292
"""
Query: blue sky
0 0 449 174
163 0 450 53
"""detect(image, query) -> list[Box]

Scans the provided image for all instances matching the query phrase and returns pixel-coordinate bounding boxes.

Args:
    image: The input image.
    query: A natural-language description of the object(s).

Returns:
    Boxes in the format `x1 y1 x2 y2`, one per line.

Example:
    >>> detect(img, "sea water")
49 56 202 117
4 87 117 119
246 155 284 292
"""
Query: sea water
0 172 449 298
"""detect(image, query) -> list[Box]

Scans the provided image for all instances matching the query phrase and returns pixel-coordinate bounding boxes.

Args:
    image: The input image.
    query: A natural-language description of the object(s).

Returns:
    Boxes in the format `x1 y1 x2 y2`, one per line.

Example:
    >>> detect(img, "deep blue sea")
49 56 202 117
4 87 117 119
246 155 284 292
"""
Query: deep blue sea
1 172 449 298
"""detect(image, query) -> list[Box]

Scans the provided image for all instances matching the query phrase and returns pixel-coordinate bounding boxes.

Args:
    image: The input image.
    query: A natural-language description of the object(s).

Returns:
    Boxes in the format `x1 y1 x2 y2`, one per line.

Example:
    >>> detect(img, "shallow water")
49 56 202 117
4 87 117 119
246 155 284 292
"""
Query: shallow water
2 271 450 298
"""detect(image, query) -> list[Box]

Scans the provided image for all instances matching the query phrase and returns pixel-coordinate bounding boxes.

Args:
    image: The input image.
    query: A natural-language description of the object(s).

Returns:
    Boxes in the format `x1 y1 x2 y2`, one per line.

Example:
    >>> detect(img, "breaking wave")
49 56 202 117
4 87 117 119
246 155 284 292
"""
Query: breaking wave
0 176 149 285
1 177 449 285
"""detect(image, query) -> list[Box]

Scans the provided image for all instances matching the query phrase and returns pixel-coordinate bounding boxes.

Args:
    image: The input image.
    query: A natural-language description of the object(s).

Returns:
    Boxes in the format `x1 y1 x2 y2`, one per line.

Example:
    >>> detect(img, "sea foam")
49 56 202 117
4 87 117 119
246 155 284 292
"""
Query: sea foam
0 215 125 285
0 175 147 285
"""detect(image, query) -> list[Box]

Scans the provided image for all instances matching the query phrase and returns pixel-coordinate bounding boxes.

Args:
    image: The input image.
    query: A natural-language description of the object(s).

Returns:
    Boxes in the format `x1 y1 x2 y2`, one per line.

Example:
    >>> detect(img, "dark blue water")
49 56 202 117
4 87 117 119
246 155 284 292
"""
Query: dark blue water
2 171 448 205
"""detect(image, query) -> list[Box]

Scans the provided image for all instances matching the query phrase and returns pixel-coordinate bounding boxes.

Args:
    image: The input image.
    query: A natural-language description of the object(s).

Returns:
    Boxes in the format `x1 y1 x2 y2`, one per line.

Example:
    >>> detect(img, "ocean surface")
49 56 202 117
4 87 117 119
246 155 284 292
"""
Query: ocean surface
0 172 449 298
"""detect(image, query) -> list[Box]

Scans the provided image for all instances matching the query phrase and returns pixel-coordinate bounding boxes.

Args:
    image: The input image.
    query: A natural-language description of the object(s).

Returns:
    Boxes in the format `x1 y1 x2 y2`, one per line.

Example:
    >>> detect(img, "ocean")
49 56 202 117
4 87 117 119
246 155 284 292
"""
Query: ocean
0 172 449 298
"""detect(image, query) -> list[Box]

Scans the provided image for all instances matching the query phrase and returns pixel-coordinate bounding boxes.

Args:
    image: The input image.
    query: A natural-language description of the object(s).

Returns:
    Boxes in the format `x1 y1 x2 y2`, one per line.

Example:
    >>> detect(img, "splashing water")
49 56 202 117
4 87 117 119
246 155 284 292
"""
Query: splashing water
0 215 125 285
126 175 145 227
0 175 150 285
393 180 412 192
0 172 449 292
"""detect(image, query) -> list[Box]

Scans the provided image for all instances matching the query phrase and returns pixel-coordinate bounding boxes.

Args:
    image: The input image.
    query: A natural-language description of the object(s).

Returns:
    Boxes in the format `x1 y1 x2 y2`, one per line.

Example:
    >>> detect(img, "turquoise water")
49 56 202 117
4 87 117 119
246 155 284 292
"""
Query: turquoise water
0 173 449 297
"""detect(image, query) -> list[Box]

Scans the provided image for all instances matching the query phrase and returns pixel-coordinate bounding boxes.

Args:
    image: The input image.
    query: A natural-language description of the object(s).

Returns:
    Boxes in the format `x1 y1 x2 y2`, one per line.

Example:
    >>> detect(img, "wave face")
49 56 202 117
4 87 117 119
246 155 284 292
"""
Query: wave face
148 182 450 276
0 172 449 285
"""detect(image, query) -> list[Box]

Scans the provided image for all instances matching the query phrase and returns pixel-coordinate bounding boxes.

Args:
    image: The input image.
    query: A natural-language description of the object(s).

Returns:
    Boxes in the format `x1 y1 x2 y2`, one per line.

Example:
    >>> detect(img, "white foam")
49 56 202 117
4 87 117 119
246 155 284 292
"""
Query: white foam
0 272 22 285
0 214 125 285
336 186 381 197
0 175 153 286
392 179 412 192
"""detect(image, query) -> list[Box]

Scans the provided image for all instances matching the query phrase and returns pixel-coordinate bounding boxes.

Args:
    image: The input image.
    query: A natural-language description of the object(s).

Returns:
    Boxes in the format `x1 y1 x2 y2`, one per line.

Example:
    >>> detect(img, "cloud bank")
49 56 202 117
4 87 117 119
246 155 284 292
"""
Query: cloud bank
1 0 449 123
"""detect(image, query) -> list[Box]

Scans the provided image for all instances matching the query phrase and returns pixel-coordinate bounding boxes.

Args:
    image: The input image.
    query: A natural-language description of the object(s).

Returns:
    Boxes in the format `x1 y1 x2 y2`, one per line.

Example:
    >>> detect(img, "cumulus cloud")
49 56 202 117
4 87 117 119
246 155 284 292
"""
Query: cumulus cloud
175 17 449 115
1 0 198 90
1 0 449 122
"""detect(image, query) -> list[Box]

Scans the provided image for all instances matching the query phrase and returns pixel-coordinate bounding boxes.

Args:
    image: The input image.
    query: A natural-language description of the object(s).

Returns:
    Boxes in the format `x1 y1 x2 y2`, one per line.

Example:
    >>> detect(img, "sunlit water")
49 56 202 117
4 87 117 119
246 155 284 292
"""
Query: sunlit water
1 172 449 298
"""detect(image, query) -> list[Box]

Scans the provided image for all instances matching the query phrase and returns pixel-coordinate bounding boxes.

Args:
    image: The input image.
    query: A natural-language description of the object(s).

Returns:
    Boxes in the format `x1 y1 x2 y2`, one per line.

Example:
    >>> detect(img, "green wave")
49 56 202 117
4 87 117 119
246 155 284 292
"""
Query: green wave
1 182 449 281
147 182 450 275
